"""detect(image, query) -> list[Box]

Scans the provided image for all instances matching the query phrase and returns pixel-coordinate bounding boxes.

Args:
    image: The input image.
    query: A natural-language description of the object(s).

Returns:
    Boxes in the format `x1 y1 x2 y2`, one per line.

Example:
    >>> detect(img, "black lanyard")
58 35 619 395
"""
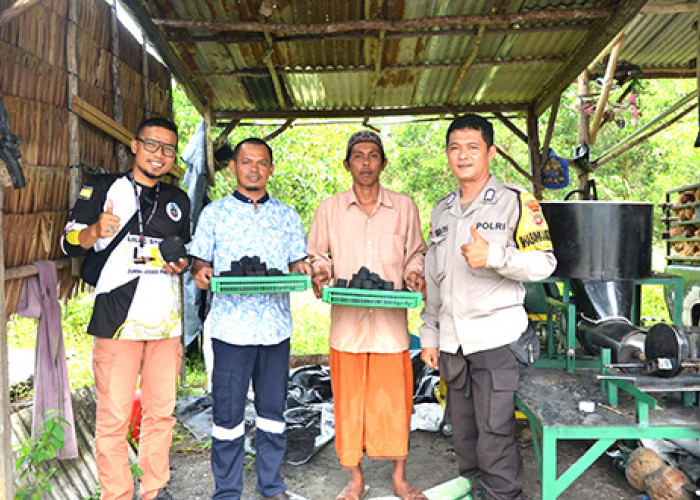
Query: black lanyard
128 173 159 247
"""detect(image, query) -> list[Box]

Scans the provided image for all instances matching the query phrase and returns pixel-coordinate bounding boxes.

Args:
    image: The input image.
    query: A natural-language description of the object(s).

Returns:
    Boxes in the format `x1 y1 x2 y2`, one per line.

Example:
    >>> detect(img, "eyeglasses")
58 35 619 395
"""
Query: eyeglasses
136 137 177 158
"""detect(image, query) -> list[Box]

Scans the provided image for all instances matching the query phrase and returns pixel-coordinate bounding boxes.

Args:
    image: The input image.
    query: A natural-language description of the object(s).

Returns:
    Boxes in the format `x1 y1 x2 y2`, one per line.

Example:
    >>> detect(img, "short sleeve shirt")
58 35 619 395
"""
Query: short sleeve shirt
189 192 307 345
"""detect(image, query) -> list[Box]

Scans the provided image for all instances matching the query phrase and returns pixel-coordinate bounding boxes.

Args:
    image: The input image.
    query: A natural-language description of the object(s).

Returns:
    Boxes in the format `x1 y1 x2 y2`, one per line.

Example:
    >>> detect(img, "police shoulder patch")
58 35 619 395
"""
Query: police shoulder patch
515 192 553 252
440 191 457 207
79 186 93 200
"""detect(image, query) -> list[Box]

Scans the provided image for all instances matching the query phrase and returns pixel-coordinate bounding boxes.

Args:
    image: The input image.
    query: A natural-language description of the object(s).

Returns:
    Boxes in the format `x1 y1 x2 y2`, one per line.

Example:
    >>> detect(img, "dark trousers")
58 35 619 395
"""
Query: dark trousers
210 338 290 499
441 345 524 500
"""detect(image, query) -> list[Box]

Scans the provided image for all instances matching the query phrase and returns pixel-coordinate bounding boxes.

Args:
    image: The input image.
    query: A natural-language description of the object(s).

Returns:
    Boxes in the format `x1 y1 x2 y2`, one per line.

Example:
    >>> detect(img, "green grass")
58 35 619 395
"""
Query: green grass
290 290 330 355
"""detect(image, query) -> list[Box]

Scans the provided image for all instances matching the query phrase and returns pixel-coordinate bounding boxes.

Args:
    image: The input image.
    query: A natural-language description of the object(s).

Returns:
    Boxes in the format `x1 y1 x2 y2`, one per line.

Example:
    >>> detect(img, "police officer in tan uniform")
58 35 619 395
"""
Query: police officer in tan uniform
419 114 556 500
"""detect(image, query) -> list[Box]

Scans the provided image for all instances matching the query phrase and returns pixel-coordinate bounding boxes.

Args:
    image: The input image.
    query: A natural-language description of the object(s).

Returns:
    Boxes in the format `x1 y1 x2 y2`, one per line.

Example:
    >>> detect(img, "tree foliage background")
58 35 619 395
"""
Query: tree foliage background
174 78 700 243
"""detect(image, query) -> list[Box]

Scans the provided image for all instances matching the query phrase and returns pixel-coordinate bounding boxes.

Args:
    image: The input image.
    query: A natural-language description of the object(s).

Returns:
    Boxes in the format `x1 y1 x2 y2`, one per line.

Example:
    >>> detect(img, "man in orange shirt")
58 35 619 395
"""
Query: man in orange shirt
307 131 427 500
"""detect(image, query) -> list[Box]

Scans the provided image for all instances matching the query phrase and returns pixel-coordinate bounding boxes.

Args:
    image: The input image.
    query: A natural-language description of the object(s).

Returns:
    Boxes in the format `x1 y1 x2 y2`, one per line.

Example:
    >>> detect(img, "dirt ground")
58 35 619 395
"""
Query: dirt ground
166 420 638 499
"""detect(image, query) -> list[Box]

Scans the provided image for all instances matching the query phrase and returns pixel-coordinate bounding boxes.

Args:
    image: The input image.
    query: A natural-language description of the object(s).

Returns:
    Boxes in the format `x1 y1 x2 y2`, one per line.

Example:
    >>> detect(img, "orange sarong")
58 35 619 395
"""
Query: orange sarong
329 348 413 467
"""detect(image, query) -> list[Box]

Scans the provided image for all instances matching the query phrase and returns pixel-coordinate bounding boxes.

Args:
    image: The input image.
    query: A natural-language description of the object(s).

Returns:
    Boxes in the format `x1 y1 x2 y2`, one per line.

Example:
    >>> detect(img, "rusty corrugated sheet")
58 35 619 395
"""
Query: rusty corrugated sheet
127 0 697 119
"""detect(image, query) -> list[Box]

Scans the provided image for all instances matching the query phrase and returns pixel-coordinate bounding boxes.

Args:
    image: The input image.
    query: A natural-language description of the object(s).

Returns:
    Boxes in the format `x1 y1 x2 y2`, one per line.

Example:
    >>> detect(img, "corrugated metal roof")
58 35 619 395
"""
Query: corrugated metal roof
119 0 698 121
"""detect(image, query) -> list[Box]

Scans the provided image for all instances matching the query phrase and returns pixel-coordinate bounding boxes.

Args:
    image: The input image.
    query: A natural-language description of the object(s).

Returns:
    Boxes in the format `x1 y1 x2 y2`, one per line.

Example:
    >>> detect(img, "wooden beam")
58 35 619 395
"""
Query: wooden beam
263 119 294 142
204 109 216 186
118 0 208 116
152 7 614 34
526 105 543 199
4 259 71 281
594 89 697 161
67 0 80 208
576 70 591 192
495 145 545 192
696 0 700 148
589 35 625 145
447 25 486 104
142 40 152 119
168 22 594 44
595 103 697 168
640 2 698 15
214 119 240 147
539 94 560 171
494 112 528 144
216 102 529 120
190 56 566 77
0 0 41 26
262 31 286 109
71 97 184 178
534 0 647 116
109 0 127 172
0 187 13 500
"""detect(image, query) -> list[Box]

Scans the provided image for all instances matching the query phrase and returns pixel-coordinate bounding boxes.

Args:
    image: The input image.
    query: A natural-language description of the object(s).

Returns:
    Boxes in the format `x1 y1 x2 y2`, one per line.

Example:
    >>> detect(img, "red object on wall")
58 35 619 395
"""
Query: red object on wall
128 390 142 451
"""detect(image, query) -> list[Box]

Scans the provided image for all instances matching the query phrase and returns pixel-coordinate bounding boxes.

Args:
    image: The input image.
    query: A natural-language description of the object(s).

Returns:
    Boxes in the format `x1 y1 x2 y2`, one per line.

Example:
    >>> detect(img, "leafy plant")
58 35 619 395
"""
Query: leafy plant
14 411 69 500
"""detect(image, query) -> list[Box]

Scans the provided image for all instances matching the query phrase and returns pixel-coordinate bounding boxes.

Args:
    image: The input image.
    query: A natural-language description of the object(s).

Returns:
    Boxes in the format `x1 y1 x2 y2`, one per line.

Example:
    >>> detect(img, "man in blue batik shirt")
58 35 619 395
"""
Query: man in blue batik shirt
190 137 312 500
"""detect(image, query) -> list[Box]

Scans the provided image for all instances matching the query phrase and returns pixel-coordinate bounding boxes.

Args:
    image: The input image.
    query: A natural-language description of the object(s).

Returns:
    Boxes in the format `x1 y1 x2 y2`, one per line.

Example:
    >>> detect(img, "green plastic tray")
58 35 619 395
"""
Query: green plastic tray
210 274 310 294
322 287 423 309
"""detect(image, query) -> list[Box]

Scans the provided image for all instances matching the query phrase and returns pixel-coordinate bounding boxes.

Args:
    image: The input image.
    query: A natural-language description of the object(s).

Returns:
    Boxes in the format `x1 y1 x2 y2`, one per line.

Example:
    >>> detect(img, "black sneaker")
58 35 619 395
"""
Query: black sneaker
154 487 174 500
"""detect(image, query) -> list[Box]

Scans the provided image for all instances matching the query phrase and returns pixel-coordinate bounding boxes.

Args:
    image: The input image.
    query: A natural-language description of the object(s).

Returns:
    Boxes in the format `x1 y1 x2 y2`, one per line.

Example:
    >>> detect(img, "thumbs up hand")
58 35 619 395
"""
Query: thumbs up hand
96 199 121 238
460 225 489 268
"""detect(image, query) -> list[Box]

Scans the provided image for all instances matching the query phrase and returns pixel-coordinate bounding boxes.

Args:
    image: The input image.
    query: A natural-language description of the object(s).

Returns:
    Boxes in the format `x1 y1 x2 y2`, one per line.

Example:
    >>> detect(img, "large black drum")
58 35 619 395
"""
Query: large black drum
540 201 653 280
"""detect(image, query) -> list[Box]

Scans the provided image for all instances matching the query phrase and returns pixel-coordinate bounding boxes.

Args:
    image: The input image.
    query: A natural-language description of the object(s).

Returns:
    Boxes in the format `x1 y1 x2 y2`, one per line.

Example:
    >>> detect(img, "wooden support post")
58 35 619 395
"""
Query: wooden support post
204 109 216 186
577 70 591 194
589 35 625 145
0 187 14 500
526 105 543 199
695 0 700 147
539 94 560 171
110 0 127 172
214 119 240 148
142 40 151 119
495 145 545 192
67 0 80 208
494 112 528 144
263 119 294 142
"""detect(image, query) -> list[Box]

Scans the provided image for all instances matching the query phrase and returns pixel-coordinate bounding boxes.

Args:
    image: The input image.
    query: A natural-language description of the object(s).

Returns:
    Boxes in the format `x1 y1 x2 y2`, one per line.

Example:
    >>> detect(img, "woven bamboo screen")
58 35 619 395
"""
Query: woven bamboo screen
0 0 173 318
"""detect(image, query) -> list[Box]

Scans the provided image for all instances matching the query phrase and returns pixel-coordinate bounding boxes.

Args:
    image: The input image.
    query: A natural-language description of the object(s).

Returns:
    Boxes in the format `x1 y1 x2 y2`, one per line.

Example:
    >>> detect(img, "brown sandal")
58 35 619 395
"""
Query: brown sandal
395 485 428 500
335 484 370 500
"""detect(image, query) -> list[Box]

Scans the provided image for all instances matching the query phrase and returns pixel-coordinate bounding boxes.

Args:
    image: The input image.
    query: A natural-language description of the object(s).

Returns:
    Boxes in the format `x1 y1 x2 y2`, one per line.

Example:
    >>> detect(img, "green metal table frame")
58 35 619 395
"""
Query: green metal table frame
533 274 684 373
517 275 696 499
516 388 700 499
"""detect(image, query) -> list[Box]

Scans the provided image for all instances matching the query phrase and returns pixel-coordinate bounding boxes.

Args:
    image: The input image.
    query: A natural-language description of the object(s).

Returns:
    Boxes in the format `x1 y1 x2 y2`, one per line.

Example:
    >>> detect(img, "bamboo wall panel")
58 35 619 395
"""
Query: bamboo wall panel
0 42 67 107
2 166 70 214
120 61 142 108
80 78 112 116
148 55 169 91
3 212 68 269
80 124 117 172
77 32 112 93
0 0 173 315
0 5 66 69
2 97 69 166
77 0 110 49
118 21 141 73
149 82 171 118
